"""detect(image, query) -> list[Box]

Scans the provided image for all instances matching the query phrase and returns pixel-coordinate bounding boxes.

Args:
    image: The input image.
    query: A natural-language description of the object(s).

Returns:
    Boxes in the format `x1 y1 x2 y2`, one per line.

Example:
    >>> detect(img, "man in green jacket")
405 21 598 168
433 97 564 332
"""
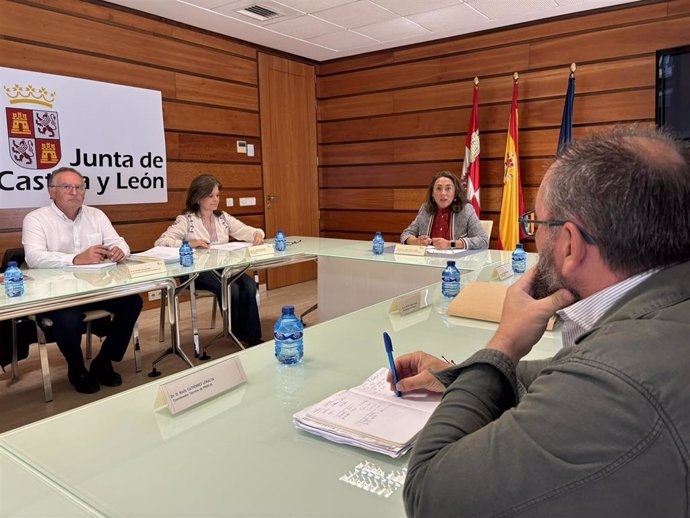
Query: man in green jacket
394 126 690 517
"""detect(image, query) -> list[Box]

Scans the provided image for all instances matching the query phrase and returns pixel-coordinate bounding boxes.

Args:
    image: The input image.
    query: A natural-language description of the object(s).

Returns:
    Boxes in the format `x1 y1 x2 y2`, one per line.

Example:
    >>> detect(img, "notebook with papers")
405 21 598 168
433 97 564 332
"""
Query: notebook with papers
293 368 441 458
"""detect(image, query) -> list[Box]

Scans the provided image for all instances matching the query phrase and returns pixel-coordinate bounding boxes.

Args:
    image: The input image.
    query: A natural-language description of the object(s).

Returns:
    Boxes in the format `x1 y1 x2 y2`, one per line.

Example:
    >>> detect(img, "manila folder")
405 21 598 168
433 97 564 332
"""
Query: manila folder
447 282 507 322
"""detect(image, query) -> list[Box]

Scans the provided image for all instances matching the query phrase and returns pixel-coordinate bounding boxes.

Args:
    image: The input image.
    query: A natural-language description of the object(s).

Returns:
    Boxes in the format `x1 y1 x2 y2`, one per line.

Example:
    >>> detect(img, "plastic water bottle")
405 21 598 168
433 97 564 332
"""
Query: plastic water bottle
4 261 25 297
274 305 303 365
512 243 527 273
275 230 286 252
179 240 194 267
372 231 385 255
441 260 460 298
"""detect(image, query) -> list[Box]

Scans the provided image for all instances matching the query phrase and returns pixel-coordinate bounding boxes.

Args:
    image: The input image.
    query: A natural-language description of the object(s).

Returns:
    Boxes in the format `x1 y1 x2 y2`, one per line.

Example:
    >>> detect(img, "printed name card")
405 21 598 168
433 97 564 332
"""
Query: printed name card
246 244 275 257
154 356 247 415
393 244 426 256
126 260 167 278
495 263 514 281
390 288 431 316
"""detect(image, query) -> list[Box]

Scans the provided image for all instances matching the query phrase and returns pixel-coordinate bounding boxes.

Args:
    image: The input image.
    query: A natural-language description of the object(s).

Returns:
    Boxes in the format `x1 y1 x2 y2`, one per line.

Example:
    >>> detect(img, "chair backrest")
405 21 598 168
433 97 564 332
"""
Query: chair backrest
480 220 494 239
2 247 25 272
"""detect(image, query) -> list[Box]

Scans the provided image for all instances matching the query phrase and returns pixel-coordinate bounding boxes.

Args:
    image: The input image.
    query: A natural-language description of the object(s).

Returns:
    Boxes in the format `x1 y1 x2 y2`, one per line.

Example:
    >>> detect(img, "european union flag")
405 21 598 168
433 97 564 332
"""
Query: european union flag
557 72 575 156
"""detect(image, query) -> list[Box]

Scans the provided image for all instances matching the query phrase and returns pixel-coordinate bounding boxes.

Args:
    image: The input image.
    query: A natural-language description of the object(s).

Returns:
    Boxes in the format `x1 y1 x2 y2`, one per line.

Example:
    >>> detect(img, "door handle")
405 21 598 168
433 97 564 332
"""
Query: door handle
267 195 279 201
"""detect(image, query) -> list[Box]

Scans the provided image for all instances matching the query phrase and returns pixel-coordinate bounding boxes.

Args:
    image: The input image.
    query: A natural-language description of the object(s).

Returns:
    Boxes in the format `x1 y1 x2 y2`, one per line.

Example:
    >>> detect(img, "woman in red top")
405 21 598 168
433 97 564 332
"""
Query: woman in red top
400 171 488 250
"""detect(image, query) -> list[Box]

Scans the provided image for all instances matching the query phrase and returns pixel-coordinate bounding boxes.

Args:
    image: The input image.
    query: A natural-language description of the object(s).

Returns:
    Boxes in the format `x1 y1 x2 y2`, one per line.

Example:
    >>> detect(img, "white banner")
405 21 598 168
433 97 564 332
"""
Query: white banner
1 67 167 208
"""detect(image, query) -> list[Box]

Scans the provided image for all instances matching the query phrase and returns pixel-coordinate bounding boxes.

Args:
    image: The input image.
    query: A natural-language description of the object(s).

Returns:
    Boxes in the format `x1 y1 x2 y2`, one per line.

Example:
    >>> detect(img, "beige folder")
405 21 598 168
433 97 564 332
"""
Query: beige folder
447 282 507 322
447 282 557 330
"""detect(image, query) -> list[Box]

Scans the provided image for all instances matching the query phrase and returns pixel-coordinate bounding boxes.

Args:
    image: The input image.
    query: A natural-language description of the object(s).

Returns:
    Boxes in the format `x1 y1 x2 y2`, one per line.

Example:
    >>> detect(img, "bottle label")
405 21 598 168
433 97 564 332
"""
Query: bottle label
275 331 303 341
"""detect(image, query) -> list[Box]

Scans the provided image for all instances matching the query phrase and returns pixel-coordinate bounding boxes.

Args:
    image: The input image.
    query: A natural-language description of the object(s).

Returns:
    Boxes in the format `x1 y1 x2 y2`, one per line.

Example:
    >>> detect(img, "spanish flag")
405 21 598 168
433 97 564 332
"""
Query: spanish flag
498 75 524 251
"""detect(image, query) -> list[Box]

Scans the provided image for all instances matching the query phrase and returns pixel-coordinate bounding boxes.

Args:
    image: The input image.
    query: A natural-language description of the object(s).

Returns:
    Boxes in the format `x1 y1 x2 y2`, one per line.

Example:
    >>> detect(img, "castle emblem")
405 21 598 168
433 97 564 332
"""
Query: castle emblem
4 84 61 169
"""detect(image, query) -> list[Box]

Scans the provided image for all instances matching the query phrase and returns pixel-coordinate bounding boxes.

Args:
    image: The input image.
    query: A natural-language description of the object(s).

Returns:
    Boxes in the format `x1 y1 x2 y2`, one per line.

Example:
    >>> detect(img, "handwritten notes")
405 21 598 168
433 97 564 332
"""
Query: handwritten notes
293 368 441 457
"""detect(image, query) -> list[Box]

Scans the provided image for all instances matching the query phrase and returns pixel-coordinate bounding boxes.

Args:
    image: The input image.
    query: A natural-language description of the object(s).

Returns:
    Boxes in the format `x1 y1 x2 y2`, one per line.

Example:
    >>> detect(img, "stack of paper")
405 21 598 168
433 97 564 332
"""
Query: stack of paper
293 368 441 458
210 242 252 252
63 261 116 271
425 246 475 257
129 246 180 264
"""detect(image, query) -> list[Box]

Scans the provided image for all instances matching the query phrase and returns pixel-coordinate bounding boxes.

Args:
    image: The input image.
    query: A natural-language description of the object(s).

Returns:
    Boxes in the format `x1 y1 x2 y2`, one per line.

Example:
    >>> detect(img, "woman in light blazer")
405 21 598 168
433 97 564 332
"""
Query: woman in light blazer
156 174 264 346
401 171 488 250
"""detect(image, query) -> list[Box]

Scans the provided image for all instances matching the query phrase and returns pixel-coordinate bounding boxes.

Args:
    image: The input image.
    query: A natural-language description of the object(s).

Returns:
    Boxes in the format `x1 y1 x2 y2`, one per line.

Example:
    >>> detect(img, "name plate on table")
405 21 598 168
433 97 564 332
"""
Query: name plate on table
394 244 426 256
390 288 431 316
495 263 514 281
126 260 167 278
245 244 275 257
154 356 247 415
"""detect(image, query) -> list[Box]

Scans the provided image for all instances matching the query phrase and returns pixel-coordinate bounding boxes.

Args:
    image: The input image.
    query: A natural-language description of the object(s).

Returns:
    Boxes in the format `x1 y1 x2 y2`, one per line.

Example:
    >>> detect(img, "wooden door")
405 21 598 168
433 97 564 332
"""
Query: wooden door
258 53 319 289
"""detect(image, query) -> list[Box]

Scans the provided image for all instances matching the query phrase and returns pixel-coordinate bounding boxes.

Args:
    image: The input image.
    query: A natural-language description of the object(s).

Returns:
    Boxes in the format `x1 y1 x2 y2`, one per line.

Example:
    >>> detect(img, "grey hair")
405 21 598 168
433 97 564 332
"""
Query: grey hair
543 125 690 275
49 167 84 186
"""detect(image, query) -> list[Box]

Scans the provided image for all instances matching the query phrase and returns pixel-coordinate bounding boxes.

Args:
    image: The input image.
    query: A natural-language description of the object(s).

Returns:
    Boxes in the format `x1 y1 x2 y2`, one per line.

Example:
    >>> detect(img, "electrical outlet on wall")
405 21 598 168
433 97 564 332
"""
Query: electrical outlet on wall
148 291 161 301
226 197 234 207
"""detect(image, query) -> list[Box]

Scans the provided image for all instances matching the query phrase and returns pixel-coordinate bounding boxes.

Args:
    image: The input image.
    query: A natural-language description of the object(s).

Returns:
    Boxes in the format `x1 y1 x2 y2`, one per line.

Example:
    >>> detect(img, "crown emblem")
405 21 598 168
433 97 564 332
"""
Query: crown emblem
4 84 56 108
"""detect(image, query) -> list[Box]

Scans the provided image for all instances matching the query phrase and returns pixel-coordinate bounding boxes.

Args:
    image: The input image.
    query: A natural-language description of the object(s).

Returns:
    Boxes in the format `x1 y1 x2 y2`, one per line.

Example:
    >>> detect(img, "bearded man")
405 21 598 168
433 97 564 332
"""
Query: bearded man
391 126 690 518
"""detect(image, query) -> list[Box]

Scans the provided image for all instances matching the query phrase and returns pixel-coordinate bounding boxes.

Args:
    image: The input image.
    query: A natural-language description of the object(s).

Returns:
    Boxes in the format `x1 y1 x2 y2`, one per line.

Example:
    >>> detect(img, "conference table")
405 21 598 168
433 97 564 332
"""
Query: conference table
0 237 553 517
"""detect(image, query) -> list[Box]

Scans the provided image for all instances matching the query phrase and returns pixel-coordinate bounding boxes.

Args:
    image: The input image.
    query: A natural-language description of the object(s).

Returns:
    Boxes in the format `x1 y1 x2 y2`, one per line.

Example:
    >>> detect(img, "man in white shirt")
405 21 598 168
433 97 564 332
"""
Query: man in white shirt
22 167 143 394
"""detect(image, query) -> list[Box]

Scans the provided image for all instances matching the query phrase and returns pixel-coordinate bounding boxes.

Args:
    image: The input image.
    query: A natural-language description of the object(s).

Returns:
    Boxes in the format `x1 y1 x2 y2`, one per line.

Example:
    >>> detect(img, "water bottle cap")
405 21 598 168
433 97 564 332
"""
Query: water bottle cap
447 260 456 266
7 261 17 268
281 305 295 315
182 240 189 245
516 243 524 250
375 231 382 236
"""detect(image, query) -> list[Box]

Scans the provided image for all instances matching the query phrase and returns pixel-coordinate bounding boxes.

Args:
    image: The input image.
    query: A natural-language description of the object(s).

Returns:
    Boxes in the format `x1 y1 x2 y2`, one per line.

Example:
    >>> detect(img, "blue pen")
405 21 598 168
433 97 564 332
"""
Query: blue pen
384 332 402 397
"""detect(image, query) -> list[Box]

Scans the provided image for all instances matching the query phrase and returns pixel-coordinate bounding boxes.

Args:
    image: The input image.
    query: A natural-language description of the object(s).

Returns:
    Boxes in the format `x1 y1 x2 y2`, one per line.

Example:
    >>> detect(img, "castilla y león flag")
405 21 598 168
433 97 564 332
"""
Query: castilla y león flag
462 82 480 217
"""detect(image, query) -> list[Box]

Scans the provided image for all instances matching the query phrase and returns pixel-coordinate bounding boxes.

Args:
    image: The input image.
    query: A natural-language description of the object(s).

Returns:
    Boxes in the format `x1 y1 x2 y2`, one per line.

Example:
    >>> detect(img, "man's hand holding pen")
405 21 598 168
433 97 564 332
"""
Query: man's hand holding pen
386 351 448 393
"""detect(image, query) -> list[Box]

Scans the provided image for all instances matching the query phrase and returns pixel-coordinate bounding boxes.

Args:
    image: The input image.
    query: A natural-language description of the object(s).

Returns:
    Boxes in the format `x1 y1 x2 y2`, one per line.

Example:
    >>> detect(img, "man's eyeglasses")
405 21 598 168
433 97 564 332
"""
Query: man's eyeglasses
51 184 86 192
519 210 596 245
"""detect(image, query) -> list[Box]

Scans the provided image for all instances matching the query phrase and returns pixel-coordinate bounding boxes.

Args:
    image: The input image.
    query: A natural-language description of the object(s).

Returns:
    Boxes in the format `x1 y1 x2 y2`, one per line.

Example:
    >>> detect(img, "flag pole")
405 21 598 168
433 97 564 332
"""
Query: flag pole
474 76 479 86
569 62 577 78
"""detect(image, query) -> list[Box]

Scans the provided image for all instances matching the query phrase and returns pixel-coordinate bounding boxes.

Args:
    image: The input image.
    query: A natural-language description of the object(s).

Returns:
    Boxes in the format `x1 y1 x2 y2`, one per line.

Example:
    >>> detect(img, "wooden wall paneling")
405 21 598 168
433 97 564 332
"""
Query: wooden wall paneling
318 159 553 190
319 188 395 210
319 162 462 188
1 1 258 84
258 53 319 288
166 134 262 162
174 74 259 111
318 56 655 121
318 45 530 98
166 163 262 190
25 0 257 57
319 89 653 145
0 40 177 97
322 230 401 242
668 0 690 14
163 102 260 136
528 17 690 69
321 210 415 233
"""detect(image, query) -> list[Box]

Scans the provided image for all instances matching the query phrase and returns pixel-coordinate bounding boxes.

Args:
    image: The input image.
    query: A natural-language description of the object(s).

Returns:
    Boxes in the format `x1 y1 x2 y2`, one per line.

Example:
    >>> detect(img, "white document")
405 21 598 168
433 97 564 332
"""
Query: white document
293 368 441 458
129 246 180 264
425 246 475 257
210 242 252 252
63 261 117 271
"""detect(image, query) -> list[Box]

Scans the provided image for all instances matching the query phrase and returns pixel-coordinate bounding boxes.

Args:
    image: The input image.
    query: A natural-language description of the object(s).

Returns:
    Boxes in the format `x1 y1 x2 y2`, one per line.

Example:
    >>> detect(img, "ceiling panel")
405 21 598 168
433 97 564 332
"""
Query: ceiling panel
106 0 641 61
354 17 430 42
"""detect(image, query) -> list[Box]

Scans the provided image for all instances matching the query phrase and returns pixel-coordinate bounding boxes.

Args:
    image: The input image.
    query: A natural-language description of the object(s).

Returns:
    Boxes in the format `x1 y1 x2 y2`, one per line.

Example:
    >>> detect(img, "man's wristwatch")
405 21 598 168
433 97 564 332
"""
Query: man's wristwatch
450 241 456 249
